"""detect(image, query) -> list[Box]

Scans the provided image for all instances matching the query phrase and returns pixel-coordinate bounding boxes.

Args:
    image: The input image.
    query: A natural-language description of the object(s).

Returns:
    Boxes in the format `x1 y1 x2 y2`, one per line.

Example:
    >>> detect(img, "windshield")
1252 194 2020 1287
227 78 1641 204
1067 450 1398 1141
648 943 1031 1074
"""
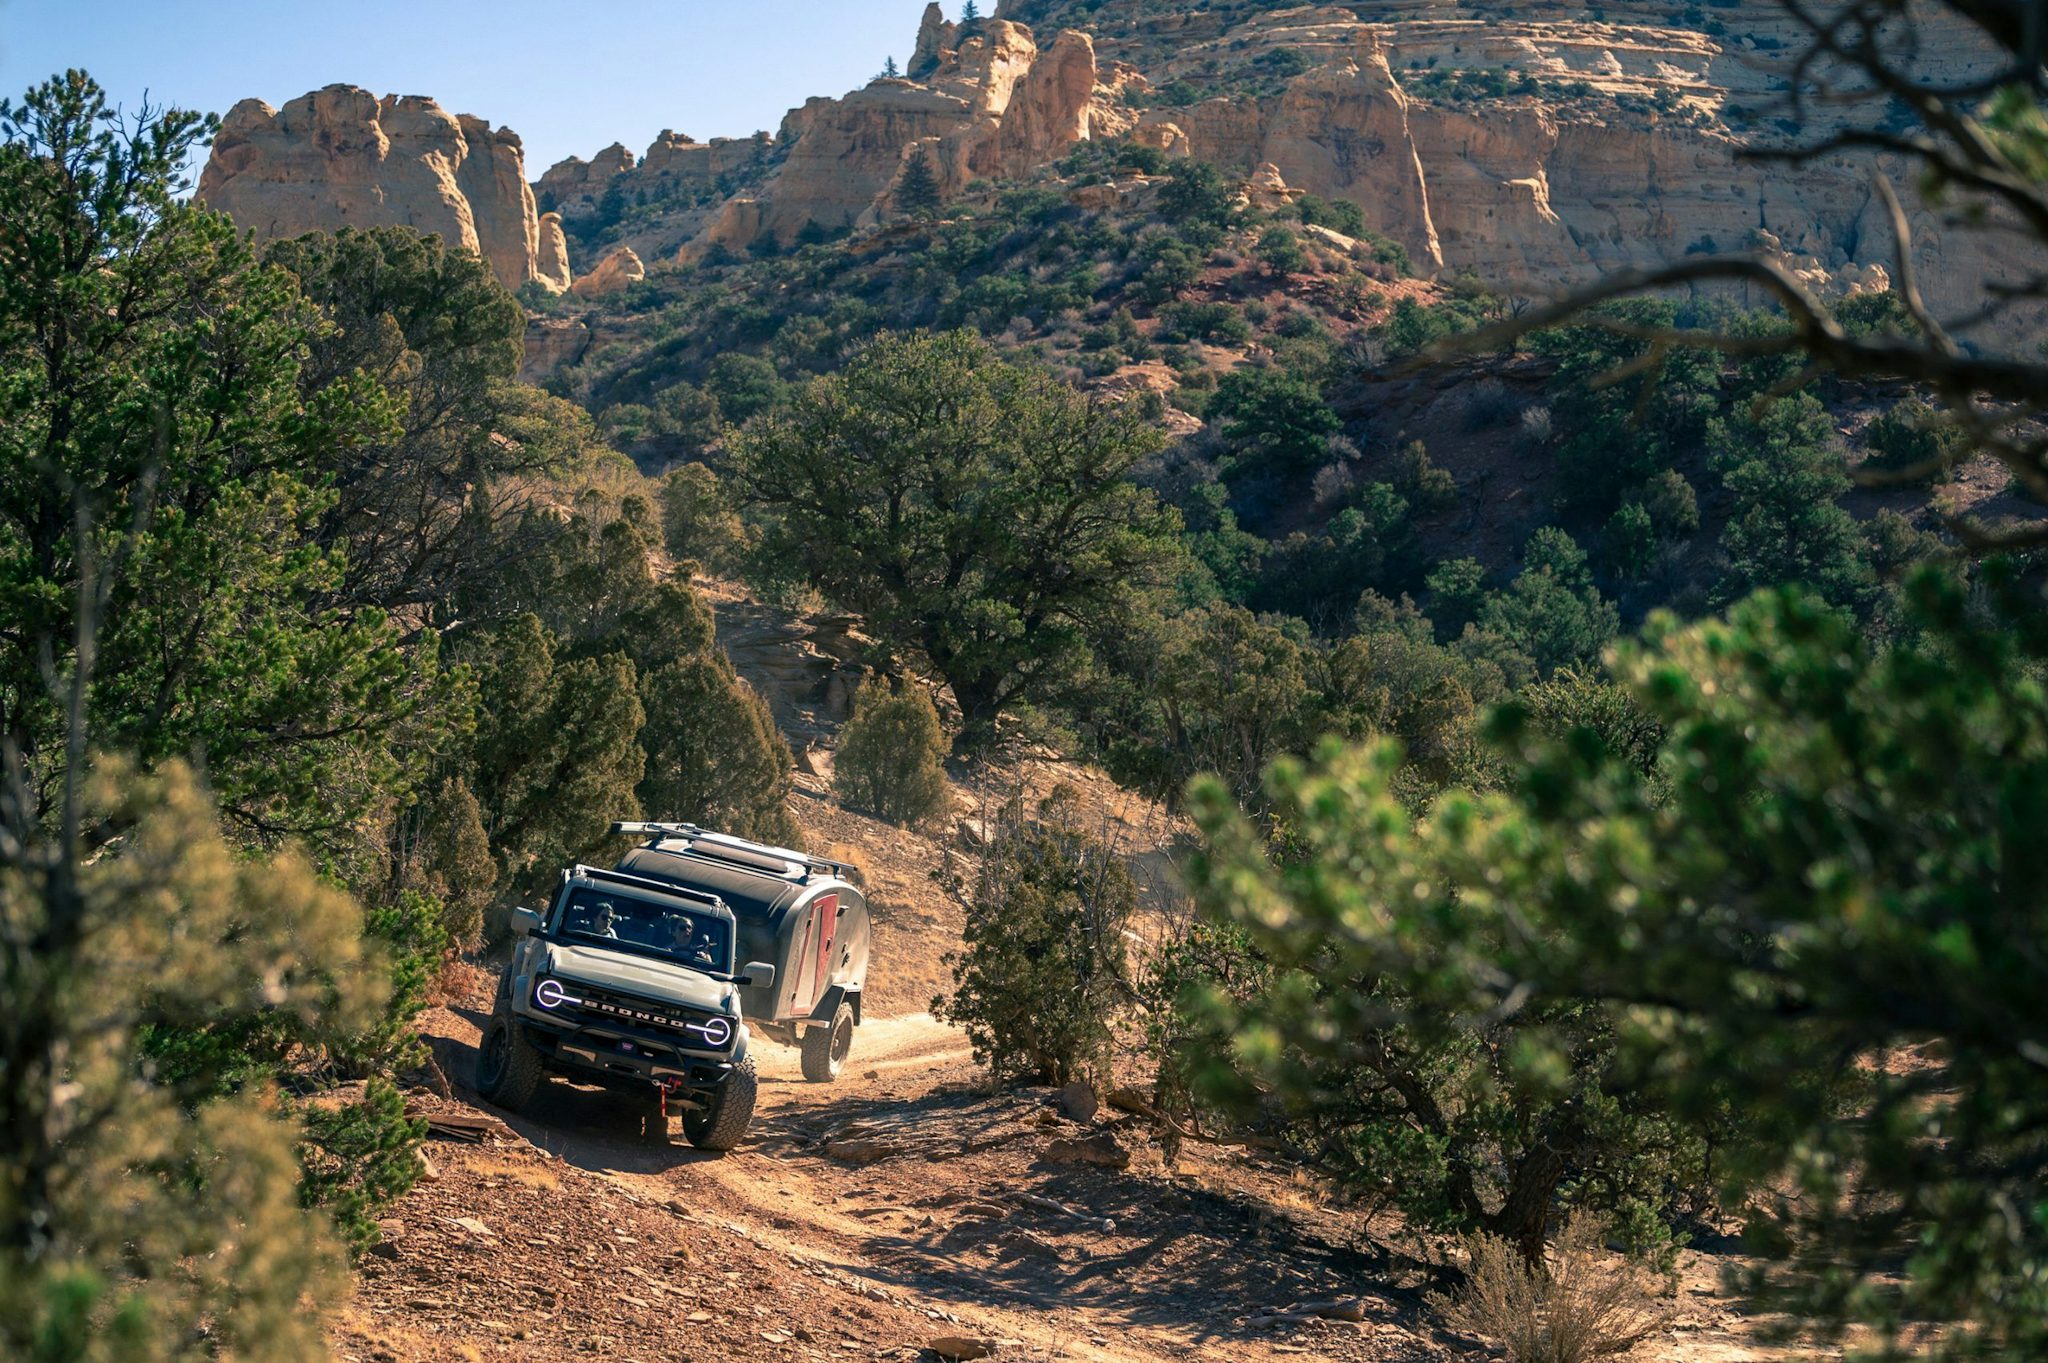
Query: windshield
555 886 733 974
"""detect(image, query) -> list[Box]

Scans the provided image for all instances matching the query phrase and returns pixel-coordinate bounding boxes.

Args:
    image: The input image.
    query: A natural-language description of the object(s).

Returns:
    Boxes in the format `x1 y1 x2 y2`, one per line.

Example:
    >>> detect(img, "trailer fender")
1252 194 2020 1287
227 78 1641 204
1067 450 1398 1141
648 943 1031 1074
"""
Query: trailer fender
808 985 860 1028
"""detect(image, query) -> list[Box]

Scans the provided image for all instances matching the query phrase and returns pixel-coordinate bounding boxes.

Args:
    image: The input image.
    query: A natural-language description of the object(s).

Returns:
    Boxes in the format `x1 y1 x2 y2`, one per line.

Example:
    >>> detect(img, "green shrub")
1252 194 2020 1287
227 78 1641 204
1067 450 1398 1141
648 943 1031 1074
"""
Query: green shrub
1602 501 1657 580
659 462 748 574
1863 396 1968 481
1426 557 1488 640
639 652 799 846
1390 439 1457 511
1480 529 1619 674
834 679 950 825
1157 300 1253 345
1256 226 1310 275
935 795 1136 1086
1635 469 1699 540
1210 365 1340 471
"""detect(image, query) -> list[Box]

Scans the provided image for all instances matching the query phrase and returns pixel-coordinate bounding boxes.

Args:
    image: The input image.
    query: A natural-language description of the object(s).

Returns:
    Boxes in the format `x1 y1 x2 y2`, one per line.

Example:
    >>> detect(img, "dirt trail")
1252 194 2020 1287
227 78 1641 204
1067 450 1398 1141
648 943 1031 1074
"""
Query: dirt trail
342 981 1454 1363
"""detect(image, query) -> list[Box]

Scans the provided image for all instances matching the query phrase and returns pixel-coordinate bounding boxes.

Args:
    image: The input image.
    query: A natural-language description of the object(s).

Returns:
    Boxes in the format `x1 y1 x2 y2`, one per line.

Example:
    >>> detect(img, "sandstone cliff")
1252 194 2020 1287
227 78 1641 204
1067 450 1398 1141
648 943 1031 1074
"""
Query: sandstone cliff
211 4 2035 324
687 15 1121 254
198 85 564 293
646 1 2021 309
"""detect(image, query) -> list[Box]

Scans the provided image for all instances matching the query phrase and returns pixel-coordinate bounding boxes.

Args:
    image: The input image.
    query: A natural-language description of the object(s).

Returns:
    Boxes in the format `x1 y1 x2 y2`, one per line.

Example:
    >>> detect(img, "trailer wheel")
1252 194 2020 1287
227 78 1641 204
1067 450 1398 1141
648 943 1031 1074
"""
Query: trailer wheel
477 1010 544 1113
683 1053 757 1152
800 1002 855 1083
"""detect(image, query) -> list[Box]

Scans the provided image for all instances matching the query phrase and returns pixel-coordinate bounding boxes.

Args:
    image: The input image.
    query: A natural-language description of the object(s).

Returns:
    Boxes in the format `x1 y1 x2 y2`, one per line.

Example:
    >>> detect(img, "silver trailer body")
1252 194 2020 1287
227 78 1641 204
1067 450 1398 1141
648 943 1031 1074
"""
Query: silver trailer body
612 823 870 1076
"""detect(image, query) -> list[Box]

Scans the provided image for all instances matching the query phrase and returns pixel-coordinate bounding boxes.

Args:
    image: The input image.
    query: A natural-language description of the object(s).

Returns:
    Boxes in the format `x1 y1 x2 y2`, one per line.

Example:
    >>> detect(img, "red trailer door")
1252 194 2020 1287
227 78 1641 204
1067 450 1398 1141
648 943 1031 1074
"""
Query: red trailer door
789 893 839 1018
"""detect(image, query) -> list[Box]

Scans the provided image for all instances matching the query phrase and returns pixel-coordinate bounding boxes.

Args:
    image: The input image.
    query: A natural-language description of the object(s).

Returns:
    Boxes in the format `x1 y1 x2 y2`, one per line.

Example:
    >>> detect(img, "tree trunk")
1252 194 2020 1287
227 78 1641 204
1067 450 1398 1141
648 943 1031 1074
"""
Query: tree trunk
1489 1144 1567 1266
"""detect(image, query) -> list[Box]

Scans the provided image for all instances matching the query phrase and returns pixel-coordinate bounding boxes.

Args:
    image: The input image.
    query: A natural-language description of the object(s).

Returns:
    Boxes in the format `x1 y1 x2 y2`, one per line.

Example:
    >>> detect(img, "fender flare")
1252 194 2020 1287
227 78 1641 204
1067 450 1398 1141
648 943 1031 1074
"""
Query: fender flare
808 985 861 1027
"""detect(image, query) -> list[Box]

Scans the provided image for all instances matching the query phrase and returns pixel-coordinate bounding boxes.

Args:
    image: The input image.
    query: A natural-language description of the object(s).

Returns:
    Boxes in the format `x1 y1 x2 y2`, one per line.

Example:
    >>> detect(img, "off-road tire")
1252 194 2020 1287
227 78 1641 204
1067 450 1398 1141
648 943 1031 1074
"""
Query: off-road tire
636 1089 672 1146
477 1009 545 1113
682 1053 757 1152
800 1002 855 1083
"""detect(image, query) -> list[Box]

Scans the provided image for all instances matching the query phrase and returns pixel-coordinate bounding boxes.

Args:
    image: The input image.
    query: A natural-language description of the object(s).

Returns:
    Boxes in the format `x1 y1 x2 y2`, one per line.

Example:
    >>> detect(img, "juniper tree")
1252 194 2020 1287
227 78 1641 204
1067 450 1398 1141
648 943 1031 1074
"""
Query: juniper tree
894 146 942 220
730 331 1180 747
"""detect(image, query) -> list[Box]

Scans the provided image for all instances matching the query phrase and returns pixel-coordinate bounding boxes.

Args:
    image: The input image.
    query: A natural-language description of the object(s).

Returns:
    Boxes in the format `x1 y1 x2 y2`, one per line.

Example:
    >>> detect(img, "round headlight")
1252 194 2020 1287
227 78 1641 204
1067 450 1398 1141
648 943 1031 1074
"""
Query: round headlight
687 1015 733 1047
533 978 579 1010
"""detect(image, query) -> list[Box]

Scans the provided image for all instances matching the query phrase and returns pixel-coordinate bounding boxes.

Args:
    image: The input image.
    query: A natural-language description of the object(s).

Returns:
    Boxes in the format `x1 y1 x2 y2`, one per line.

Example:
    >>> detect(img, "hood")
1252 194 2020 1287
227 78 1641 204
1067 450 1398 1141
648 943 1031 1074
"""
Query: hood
544 942 734 1013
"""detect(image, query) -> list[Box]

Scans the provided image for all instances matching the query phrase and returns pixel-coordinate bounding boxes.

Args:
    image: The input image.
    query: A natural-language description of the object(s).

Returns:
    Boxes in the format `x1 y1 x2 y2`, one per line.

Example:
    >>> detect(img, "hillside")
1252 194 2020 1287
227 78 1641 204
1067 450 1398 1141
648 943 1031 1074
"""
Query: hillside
336 585 1797 1363
203 3 2023 320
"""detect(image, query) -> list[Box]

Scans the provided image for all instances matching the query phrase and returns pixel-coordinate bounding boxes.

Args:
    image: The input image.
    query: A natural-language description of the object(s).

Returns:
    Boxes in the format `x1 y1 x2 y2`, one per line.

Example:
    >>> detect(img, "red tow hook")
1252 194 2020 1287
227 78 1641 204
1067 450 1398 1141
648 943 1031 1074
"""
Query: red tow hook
656 1079 680 1121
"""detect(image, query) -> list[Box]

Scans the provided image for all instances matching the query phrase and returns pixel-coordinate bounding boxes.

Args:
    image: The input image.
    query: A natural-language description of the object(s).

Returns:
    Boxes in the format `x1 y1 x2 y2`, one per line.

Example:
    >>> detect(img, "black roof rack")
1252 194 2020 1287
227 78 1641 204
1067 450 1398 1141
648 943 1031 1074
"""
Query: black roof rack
611 821 864 886
567 863 736 919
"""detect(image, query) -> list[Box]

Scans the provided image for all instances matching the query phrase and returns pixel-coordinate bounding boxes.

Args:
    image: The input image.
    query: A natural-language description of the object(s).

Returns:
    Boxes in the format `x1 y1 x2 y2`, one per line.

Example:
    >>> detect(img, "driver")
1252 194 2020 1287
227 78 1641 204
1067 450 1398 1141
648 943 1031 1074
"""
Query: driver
668 916 718 967
587 903 620 939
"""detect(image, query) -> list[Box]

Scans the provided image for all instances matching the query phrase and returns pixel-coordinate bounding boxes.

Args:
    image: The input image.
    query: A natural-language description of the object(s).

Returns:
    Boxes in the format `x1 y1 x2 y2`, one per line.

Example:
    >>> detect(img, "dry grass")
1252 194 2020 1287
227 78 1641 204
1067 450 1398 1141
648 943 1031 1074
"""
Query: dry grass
1430 1213 1677 1363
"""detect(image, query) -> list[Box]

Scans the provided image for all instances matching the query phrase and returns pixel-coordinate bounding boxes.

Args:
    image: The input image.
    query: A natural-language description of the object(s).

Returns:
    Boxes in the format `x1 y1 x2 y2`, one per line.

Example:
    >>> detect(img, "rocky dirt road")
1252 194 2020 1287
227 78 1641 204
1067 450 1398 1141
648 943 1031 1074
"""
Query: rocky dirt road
335 974 1472 1363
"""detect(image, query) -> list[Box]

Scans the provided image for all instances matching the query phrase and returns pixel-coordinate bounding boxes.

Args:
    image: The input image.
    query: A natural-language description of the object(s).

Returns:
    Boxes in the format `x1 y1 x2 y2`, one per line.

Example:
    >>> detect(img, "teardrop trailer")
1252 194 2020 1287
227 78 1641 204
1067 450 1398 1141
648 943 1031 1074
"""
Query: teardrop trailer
477 822 870 1150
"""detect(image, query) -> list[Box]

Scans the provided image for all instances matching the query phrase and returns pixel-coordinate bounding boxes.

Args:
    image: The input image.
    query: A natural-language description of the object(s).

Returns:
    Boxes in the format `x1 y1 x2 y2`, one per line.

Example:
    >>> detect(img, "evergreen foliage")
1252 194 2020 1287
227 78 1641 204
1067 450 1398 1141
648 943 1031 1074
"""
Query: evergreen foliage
936 793 1135 1086
895 146 943 221
730 331 1181 744
639 652 798 846
833 679 950 826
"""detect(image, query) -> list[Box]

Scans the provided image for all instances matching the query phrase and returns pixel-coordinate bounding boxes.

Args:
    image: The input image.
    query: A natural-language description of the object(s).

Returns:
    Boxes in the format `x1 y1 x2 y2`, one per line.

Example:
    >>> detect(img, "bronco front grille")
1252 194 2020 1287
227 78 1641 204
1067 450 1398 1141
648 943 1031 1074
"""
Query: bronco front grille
543 979 734 1049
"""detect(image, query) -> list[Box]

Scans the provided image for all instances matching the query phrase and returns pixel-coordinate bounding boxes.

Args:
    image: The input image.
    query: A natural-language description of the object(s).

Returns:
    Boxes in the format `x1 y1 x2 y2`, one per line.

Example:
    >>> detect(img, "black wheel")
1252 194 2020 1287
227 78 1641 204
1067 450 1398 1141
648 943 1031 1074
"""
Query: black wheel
636 1088 673 1146
477 1010 545 1112
682 1053 757 1152
800 1002 856 1083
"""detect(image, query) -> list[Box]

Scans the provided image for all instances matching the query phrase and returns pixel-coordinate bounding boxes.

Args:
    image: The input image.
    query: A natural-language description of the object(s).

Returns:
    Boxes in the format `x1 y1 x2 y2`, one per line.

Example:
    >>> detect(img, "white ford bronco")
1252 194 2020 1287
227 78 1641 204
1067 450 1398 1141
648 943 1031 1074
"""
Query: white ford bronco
477 863 775 1149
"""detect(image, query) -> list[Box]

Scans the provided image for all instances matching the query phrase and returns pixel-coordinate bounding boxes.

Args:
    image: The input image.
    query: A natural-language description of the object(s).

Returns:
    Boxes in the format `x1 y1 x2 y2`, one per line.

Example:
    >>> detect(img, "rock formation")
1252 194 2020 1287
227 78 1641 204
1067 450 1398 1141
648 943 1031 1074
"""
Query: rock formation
209 4 2037 323
198 85 564 293
569 244 646 297
536 212 572 292
694 16 1115 254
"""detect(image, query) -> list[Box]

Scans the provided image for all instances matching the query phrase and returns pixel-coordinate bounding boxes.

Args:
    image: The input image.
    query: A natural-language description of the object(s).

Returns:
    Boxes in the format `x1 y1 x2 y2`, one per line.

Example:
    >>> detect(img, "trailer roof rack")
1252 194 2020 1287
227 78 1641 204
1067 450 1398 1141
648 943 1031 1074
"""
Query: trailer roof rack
567 862 735 918
611 821 864 887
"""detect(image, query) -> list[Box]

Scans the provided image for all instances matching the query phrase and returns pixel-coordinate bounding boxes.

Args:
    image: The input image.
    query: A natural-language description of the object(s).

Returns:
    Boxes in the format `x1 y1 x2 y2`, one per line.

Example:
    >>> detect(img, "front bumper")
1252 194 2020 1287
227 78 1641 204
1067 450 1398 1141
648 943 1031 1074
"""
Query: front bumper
515 1013 741 1094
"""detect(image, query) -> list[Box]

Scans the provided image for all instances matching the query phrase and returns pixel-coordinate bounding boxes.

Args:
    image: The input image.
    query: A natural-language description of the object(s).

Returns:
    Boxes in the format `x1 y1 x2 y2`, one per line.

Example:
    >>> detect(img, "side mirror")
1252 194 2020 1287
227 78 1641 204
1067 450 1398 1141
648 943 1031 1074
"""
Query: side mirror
509 906 544 938
738 961 776 991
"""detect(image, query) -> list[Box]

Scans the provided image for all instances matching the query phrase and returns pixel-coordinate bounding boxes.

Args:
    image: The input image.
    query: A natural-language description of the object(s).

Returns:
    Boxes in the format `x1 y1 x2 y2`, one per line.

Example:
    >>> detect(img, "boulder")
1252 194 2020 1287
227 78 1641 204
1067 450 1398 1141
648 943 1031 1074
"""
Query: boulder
1056 1080 1100 1121
1043 1132 1130 1168
1241 162 1301 213
569 244 645 297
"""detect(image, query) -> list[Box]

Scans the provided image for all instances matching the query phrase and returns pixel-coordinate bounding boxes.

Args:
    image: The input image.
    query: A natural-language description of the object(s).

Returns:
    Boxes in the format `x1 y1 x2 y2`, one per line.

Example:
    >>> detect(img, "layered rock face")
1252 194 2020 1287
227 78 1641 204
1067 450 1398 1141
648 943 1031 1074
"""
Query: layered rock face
693 13 1127 254
210 4 2035 324
198 85 564 293
1111 4 2018 315
662 1 2022 309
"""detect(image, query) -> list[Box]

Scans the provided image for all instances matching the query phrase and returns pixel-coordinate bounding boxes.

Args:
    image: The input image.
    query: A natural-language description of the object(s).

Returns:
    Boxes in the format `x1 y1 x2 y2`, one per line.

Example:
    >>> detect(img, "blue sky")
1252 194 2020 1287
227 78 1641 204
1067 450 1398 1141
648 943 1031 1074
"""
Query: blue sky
0 1 949 175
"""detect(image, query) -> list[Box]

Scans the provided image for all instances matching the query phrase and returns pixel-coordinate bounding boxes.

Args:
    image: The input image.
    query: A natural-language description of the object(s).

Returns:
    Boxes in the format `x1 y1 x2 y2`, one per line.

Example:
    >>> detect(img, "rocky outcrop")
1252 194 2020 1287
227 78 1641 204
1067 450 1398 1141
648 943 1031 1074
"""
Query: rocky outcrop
910 2 958 79
696 14 1112 254
198 85 553 292
222 5 2034 322
536 142 635 205
521 316 592 383
535 212 572 293
677 197 767 265
569 244 645 297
